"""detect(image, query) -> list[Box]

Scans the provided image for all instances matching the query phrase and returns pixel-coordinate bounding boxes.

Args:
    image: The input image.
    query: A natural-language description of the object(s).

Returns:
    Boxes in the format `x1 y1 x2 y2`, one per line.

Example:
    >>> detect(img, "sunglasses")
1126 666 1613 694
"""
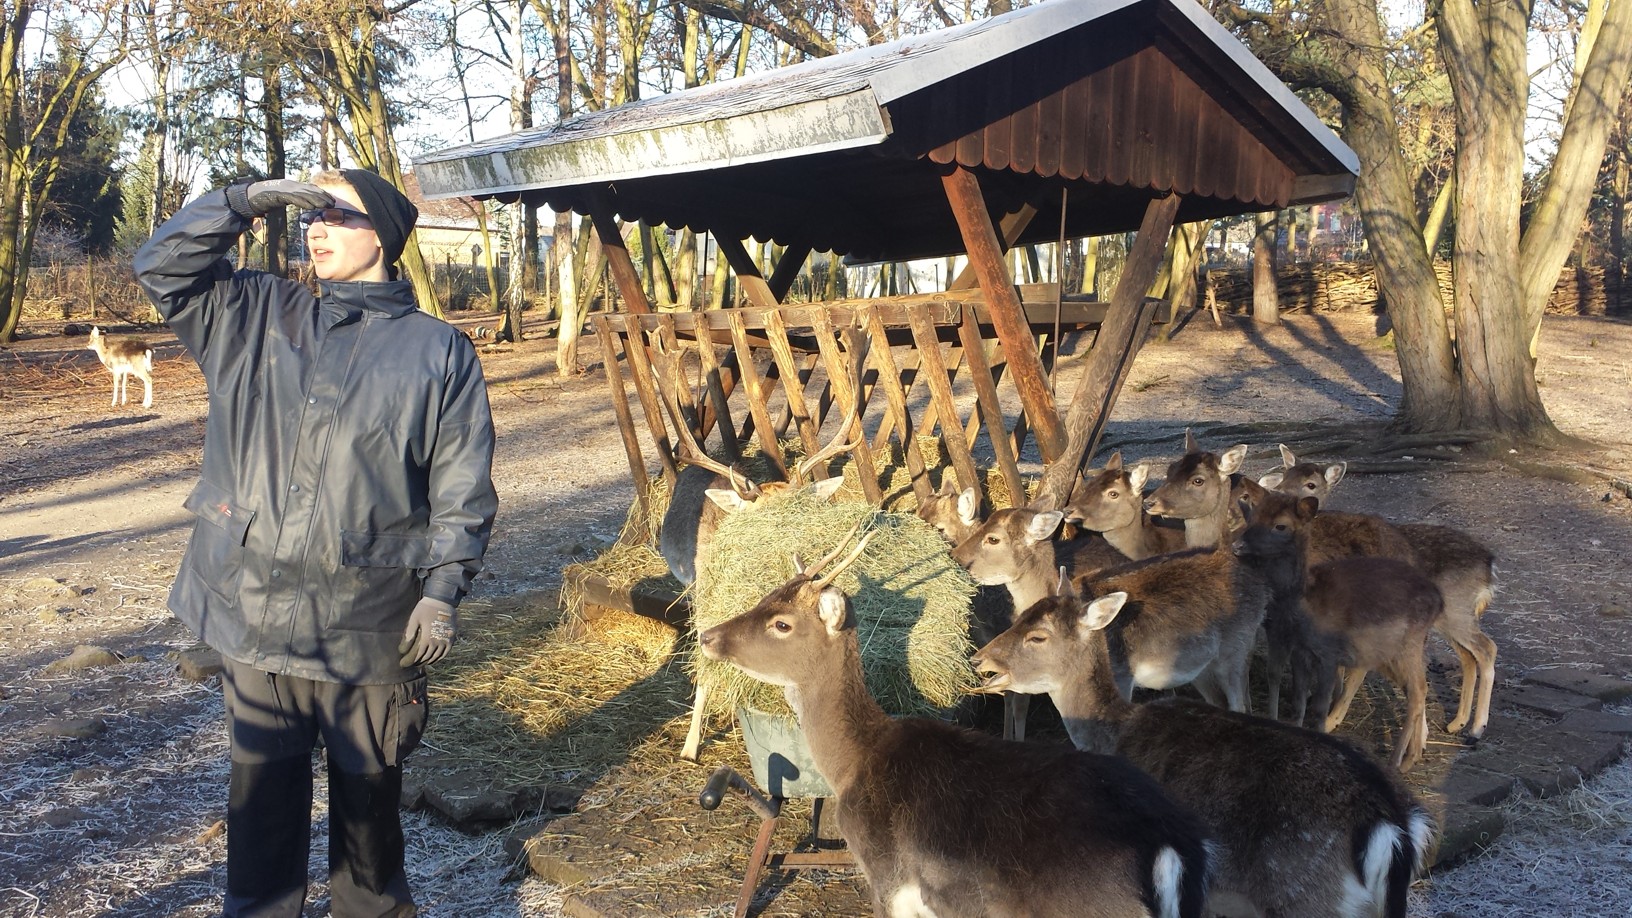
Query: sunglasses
297 205 372 227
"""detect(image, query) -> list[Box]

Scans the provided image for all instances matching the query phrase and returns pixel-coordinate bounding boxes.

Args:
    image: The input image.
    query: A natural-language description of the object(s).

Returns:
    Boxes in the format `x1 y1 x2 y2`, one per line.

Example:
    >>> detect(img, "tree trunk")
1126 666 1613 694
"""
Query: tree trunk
263 63 287 277
1252 210 1279 324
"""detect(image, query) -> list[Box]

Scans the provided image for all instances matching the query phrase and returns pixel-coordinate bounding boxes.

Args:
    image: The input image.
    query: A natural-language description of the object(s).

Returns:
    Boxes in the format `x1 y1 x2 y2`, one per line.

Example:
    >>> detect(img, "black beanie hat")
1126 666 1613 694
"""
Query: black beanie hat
341 168 418 279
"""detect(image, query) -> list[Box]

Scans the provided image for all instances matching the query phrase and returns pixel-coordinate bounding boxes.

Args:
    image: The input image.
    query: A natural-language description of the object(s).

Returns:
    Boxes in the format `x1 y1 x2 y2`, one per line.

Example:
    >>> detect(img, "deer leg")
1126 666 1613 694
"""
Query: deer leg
1324 667 1368 732
1441 626 1497 739
1190 669 1226 708
140 371 153 409
1386 653 1429 771
111 371 122 407
681 680 710 762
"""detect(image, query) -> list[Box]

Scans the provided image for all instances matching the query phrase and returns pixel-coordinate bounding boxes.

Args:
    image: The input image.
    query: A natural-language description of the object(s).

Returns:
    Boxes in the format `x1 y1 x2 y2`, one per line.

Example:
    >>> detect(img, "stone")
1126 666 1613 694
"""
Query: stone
44 645 123 673
1437 765 1521 808
1523 667 1632 704
1551 709 1632 738
174 645 223 682
1454 715 1624 799
34 717 106 739
1499 682 1603 718
1430 804 1505 869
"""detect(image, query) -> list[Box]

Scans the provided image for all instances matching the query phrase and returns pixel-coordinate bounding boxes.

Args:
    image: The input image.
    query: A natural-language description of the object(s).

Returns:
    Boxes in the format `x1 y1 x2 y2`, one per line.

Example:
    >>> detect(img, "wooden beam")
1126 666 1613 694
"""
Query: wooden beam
680 314 741 463
1038 193 1182 509
594 317 655 542
942 166 1063 460
619 314 679 482
767 243 812 302
862 306 932 506
764 310 822 455
727 311 789 479
907 303 982 496
949 204 1039 290
958 309 1025 503
715 236 780 310
584 192 652 314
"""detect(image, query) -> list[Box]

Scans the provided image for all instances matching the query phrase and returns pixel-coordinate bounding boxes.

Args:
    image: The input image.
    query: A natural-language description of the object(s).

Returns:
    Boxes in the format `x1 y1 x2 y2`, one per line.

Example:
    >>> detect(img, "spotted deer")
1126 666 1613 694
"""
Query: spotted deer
698 531 1215 918
1064 451 1187 561
87 327 154 408
971 572 1434 918
1258 455 1499 739
1144 431 1249 549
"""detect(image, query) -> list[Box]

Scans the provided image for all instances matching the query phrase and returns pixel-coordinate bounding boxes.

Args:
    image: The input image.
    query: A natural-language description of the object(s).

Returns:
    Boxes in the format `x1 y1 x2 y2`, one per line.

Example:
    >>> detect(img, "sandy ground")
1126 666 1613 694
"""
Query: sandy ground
2 307 1630 917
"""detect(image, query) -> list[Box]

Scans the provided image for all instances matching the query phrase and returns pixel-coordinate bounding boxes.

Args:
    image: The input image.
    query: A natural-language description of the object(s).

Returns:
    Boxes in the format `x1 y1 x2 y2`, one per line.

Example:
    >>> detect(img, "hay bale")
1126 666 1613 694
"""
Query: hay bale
689 493 978 719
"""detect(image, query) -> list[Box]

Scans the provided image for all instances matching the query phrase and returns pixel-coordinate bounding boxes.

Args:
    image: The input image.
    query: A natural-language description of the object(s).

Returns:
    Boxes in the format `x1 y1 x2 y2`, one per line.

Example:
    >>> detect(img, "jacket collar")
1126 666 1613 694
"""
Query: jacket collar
317 279 419 327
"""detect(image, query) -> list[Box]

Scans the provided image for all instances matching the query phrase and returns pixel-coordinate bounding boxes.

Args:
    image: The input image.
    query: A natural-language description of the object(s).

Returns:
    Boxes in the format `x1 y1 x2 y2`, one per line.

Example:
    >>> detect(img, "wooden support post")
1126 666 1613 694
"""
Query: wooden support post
715 236 780 310
907 303 982 496
655 315 703 440
942 166 1063 460
584 192 652 314
1038 194 1181 509
949 204 1038 290
594 316 656 542
767 243 812 302
727 312 789 479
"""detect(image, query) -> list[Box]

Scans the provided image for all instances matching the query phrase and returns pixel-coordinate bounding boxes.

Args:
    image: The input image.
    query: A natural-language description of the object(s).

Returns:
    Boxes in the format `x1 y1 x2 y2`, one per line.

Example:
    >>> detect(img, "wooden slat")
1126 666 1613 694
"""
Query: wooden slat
907 303 982 495
983 58 1014 171
726 311 788 479
767 243 812 302
715 236 780 309
942 165 1064 461
1009 52 1039 175
1059 76 1089 181
1036 80 1065 178
870 346 924 447
585 193 652 314
958 308 1025 501
917 343 965 438
1106 52 1136 188
684 313 741 462
862 306 931 505
1039 193 1181 508
619 314 679 481
1084 66 1114 184
811 310 882 501
655 315 703 443
763 309 822 457
594 316 656 540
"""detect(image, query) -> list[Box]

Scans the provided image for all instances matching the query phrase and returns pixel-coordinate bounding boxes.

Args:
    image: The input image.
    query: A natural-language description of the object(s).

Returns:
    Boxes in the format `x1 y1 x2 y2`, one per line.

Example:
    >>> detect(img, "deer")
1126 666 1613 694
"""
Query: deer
652 335 860 761
971 571 1435 918
1257 451 1500 739
87 327 154 408
951 507 1129 615
697 530 1215 918
1144 431 1249 549
1064 451 1188 561
914 478 982 547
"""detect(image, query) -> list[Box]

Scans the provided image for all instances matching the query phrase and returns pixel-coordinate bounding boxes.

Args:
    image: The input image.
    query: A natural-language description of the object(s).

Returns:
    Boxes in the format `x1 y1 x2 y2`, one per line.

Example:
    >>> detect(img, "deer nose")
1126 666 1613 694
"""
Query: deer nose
697 628 721 658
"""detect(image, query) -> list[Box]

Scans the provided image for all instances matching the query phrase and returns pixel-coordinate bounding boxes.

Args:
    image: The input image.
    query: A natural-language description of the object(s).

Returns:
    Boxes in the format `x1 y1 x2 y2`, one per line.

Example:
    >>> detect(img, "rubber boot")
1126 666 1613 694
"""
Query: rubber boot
328 766 416 918
223 756 313 918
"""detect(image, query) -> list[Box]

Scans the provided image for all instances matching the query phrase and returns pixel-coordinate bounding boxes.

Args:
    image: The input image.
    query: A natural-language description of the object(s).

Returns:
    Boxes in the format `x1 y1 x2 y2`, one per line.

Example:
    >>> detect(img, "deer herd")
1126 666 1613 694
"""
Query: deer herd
676 429 1496 917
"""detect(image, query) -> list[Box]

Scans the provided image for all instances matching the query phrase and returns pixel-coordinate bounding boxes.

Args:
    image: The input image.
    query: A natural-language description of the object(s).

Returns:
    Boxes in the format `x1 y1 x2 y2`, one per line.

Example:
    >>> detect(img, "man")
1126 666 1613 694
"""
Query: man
135 170 498 917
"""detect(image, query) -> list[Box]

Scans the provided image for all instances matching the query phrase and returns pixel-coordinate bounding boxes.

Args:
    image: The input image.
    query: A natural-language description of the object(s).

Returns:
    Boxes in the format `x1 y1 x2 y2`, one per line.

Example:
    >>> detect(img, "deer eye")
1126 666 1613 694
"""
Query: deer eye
1025 632 1048 645
1275 523 1289 532
1304 482 1317 491
1107 490 1119 499
985 535 1000 545
773 619 793 633
1191 477 1205 486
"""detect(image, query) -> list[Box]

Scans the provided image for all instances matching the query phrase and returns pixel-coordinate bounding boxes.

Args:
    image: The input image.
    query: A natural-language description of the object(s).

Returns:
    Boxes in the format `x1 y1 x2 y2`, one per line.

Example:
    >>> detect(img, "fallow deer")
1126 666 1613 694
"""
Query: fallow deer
699 532 1215 918
971 573 1435 918
1064 451 1187 561
951 507 1127 615
87 327 154 408
914 478 981 547
1144 431 1249 549
1257 443 1346 500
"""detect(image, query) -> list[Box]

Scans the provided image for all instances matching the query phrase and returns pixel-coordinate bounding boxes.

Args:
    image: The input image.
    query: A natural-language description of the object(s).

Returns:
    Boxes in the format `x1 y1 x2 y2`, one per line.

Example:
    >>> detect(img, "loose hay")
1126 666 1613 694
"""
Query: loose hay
688 494 978 719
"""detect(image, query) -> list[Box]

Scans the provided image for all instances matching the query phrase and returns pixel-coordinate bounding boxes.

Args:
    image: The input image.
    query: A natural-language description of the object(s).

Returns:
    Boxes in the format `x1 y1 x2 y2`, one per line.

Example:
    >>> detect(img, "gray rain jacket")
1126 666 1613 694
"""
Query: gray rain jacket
134 189 498 684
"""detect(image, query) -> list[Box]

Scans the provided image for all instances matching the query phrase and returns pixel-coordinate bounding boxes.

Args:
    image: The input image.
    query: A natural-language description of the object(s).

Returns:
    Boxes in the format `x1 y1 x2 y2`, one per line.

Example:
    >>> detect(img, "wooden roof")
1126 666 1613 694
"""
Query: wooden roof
416 0 1357 263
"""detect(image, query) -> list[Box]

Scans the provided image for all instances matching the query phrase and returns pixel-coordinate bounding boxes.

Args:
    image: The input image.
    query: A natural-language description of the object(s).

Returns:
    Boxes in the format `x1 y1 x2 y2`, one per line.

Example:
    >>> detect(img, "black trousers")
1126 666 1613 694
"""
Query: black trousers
220 659 428 918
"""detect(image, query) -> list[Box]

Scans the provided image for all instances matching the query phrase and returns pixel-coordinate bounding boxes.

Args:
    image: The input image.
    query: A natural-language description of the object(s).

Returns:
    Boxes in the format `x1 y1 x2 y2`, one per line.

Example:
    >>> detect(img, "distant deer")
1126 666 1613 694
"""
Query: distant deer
1144 431 1249 548
698 532 1215 918
1259 454 1500 739
951 507 1127 614
972 571 1435 918
87 327 154 408
914 478 982 547
1064 451 1187 561
652 336 859 761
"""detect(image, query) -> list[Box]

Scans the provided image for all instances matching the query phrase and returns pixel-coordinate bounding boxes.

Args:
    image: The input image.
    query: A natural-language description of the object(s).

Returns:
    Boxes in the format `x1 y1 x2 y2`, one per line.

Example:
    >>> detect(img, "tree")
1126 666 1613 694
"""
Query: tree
0 3 126 343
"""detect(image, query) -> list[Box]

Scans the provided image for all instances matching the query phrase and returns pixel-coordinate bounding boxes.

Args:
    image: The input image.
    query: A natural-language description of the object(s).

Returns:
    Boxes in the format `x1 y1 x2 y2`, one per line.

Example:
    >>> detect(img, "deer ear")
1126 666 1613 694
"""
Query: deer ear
1297 496 1320 519
816 588 850 634
937 478 957 497
1219 444 1249 476
1054 566 1078 599
1129 463 1149 491
805 476 845 502
707 488 753 514
1279 443 1297 468
1106 451 1123 471
1025 510 1065 543
1081 592 1127 631
1184 428 1198 453
1257 470 1286 490
955 487 980 525
1325 462 1347 487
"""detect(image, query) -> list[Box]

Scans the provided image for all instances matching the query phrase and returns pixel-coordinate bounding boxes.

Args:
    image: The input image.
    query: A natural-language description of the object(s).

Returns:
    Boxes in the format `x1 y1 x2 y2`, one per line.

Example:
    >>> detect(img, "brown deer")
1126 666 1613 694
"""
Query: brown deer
914 478 981 547
1257 443 1346 500
1145 431 1249 549
951 506 1129 614
87 327 154 408
1259 460 1500 739
971 572 1435 918
652 337 859 760
1304 557 1441 771
1064 451 1187 561
698 532 1215 918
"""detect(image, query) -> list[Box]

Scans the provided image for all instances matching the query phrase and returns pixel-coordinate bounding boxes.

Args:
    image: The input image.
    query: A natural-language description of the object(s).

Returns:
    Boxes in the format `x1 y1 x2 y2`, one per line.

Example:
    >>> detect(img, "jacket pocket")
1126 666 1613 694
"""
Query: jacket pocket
334 530 435 633
183 479 255 603
340 530 436 569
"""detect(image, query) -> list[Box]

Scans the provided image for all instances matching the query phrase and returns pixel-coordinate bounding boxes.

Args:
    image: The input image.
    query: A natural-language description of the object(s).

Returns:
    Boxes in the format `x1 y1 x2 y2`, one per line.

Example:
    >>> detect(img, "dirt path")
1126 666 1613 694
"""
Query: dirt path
2 310 1630 917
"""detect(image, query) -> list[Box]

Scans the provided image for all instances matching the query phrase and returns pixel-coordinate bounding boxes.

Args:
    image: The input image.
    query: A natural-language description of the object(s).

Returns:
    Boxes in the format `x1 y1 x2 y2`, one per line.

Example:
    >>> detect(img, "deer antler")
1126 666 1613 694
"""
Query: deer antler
812 529 876 592
792 518 869 579
793 331 868 485
651 336 757 498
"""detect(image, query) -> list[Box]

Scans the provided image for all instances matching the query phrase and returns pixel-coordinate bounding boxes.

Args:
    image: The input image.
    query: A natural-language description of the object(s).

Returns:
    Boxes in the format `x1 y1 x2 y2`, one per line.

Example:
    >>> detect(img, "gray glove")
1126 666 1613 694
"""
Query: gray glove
398 597 457 668
226 179 334 220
